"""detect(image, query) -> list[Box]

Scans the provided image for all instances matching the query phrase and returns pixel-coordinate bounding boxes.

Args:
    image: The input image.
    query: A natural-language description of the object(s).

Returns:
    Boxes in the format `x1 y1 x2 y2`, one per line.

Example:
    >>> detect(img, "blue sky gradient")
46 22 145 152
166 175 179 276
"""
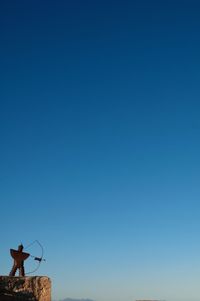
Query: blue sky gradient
0 1 200 301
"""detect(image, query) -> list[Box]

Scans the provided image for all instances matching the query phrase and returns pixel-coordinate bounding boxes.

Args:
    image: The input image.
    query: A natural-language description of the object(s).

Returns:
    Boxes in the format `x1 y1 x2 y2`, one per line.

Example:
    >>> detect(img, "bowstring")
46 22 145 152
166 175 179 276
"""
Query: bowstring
24 240 44 275
24 240 38 250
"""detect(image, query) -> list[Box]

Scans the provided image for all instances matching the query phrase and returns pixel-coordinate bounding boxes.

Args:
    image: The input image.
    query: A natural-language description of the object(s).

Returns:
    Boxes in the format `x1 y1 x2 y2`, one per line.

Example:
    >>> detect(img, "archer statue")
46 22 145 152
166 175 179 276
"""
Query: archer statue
9 244 30 276
9 241 46 276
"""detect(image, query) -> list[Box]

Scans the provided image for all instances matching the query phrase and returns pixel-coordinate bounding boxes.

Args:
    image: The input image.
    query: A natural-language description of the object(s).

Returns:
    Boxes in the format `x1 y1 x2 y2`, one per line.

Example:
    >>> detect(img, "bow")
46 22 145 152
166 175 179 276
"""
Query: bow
24 240 46 275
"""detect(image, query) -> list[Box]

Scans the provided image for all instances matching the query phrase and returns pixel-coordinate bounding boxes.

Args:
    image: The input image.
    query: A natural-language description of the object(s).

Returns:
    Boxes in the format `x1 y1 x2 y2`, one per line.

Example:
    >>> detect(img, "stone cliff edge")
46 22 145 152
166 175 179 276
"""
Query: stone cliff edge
0 276 51 301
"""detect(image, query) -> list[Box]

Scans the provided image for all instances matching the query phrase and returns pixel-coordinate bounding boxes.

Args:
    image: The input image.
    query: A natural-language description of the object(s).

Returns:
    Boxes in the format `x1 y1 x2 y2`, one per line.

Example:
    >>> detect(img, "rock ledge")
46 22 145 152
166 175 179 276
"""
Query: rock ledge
0 276 51 301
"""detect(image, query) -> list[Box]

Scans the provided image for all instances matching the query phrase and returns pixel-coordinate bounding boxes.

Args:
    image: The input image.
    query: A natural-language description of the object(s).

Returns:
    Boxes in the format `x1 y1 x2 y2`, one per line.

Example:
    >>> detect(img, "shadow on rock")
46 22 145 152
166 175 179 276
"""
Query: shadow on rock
0 288 37 301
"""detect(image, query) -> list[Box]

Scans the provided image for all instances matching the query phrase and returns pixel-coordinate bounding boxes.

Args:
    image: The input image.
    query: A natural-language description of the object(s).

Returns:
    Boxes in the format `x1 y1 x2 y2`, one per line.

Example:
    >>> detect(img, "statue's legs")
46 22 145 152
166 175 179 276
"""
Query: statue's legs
19 264 25 277
9 265 17 276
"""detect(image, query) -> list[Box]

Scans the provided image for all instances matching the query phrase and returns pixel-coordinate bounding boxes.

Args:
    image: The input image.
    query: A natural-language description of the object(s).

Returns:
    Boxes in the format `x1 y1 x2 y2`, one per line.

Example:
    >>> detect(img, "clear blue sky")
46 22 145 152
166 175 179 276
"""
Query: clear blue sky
0 1 200 301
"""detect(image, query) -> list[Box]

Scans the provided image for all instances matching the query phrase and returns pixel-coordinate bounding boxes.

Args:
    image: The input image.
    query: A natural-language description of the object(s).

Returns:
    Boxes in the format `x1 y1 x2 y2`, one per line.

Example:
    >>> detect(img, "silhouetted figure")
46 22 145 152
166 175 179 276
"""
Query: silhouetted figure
9 244 30 276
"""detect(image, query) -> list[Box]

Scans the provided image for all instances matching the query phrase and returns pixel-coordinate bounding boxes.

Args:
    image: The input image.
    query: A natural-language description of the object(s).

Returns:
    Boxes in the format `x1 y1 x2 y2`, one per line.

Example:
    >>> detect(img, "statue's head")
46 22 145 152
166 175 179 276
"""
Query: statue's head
18 244 24 252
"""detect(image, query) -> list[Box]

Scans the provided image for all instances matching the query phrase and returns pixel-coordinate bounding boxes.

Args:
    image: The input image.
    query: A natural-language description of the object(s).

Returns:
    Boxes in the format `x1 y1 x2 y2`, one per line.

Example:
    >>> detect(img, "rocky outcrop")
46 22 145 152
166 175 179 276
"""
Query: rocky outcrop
0 276 51 301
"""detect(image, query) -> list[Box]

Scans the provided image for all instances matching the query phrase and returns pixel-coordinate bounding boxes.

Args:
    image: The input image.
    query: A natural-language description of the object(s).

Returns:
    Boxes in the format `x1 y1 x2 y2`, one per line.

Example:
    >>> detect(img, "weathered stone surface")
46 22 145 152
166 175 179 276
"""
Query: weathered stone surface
0 276 51 301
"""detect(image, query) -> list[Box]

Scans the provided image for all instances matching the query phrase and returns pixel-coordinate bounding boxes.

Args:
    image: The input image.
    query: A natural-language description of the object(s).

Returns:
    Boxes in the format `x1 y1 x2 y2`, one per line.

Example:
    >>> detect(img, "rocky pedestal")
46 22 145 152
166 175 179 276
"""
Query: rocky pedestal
0 276 51 301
